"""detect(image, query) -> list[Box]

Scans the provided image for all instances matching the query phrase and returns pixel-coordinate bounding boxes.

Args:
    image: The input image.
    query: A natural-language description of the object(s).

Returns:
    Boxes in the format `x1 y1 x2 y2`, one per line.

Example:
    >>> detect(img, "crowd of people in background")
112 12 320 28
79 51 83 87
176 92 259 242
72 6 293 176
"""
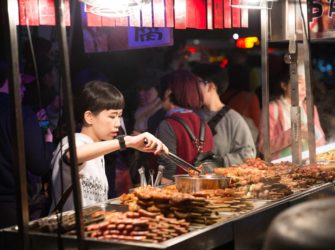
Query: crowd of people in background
0 37 332 229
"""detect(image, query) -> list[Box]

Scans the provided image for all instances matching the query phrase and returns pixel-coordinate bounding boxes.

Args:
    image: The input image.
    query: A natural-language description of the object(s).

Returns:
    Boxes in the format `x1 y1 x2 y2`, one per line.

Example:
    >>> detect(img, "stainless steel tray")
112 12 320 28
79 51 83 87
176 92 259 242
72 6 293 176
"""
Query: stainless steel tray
1 182 334 250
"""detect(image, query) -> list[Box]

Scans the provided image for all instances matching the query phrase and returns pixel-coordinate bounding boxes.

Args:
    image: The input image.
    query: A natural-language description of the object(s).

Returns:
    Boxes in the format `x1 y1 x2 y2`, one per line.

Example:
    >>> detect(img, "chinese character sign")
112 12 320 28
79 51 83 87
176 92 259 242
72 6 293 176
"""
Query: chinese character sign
128 27 173 48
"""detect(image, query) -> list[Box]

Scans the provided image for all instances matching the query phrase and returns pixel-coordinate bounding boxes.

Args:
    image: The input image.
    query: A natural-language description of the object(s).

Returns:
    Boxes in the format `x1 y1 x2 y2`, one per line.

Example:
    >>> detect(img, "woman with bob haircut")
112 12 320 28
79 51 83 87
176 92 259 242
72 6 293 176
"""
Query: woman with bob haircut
51 80 168 212
156 70 214 182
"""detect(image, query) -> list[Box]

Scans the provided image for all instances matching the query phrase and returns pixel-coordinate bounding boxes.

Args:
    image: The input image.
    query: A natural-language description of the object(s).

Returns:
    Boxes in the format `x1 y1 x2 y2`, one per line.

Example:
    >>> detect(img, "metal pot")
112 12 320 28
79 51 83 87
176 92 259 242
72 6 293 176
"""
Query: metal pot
174 174 231 193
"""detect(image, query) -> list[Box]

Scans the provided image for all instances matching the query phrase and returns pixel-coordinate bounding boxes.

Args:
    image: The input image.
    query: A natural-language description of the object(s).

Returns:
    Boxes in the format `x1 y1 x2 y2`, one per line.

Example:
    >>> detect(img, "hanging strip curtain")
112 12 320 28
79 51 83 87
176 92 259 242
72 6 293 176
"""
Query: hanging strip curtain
15 0 248 29
17 0 71 26
85 0 248 28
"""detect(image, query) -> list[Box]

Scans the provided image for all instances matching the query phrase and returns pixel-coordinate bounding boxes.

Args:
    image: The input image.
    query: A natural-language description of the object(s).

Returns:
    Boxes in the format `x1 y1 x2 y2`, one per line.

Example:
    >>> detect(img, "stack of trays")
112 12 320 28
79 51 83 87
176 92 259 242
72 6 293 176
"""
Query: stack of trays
84 210 189 243
130 186 225 226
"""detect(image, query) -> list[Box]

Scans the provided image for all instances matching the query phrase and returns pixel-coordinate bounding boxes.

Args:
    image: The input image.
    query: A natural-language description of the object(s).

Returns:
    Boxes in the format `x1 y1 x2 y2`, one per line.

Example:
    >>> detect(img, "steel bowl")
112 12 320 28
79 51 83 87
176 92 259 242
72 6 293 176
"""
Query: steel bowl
174 174 231 193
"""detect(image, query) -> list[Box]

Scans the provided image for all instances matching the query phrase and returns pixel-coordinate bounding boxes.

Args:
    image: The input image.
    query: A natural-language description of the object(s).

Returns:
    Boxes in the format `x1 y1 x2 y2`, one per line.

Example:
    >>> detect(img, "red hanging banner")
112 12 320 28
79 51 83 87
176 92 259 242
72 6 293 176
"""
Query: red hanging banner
231 0 241 27
86 5 102 27
207 0 213 29
20 0 39 25
20 0 70 26
16 0 248 29
39 0 56 25
19 0 27 25
199 0 207 29
153 0 165 27
223 0 231 28
241 8 248 28
165 0 174 27
187 0 197 28
64 0 71 26
115 17 129 27
189 0 206 29
102 17 116 27
214 0 224 29
174 0 187 29
141 1 153 27
129 10 141 27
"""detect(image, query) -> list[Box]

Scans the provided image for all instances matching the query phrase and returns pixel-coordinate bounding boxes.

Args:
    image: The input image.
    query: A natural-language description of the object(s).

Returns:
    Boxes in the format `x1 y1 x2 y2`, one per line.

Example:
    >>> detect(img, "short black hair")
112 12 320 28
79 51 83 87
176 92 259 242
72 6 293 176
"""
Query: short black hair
75 80 125 124
191 62 229 96
35 55 53 77
227 64 250 91
136 68 164 91
136 77 159 91
23 37 53 76
158 73 169 100
23 37 52 62
269 63 290 100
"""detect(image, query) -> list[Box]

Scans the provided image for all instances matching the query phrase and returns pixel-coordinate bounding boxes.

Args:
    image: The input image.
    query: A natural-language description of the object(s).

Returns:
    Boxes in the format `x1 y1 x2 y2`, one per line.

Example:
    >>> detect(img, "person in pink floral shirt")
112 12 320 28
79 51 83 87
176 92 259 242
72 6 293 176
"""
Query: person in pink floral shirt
258 64 325 160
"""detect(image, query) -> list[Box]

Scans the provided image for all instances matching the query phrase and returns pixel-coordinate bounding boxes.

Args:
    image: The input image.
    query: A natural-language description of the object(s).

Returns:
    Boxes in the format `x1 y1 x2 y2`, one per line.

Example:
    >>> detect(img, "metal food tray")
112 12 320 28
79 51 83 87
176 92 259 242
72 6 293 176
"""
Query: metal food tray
271 143 335 163
1 182 334 250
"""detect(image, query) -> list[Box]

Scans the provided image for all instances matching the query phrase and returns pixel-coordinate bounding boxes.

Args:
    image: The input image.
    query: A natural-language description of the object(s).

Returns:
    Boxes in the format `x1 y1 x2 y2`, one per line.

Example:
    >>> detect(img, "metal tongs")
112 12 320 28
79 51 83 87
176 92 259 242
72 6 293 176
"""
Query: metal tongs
138 167 147 186
143 137 201 175
138 166 165 187
161 152 201 174
154 165 165 186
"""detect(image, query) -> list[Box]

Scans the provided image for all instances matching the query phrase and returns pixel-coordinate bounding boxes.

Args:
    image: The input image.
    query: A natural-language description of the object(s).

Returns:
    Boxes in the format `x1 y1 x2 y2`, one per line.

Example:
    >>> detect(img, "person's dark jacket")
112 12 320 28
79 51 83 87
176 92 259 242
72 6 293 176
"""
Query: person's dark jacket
0 93 54 203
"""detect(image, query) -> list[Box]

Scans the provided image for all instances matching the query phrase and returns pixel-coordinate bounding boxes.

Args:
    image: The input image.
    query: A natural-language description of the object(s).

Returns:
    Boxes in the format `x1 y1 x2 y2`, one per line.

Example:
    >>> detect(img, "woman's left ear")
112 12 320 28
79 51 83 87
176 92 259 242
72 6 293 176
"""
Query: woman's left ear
84 111 94 125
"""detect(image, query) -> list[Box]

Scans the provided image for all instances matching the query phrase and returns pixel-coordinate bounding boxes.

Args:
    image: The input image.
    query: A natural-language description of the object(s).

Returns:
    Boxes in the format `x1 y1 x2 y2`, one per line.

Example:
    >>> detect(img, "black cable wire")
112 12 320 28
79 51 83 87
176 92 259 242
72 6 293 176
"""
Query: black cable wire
25 24 43 110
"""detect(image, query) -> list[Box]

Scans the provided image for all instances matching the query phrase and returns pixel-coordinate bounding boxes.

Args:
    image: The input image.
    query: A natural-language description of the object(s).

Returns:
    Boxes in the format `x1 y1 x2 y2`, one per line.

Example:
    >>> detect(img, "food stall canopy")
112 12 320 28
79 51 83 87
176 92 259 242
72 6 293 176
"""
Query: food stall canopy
15 0 249 29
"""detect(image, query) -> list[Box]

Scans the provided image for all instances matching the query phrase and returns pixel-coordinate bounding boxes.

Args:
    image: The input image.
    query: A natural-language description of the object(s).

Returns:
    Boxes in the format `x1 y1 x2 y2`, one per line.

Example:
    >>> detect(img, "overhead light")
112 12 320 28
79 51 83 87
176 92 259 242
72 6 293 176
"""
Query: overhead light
230 0 278 10
193 39 201 45
81 0 150 17
233 33 239 40
236 37 260 49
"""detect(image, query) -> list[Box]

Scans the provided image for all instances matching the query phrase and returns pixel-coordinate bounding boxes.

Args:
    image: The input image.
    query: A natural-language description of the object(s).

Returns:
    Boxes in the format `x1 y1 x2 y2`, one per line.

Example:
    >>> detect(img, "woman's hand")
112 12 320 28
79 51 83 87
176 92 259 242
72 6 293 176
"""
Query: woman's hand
126 132 169 155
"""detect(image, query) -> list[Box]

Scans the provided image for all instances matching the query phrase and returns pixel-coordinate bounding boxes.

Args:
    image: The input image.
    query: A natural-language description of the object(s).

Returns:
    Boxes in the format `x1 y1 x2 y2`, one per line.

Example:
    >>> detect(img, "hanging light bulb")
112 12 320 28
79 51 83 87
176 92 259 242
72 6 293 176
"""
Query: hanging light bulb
81 0 150 17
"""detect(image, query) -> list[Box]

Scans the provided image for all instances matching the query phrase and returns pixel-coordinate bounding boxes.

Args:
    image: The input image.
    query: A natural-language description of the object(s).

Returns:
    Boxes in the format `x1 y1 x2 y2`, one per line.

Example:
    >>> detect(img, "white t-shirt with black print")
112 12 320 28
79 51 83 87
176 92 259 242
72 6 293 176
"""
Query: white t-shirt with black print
50 133 108 212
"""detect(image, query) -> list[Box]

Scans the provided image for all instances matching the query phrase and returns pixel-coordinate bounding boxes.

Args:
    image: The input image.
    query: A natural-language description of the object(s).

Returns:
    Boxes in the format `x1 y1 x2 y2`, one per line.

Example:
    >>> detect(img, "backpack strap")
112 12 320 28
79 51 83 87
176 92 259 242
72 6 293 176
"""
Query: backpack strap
52 185 73 214
208 106 230 135
199 118 205 148
50 154 73 214
168 115 206 152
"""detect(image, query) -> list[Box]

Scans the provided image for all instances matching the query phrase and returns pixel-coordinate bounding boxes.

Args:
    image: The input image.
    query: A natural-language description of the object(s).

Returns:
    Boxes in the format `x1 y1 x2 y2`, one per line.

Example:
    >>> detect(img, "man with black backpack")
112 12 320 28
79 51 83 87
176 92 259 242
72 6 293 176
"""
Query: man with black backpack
192 63 256 167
